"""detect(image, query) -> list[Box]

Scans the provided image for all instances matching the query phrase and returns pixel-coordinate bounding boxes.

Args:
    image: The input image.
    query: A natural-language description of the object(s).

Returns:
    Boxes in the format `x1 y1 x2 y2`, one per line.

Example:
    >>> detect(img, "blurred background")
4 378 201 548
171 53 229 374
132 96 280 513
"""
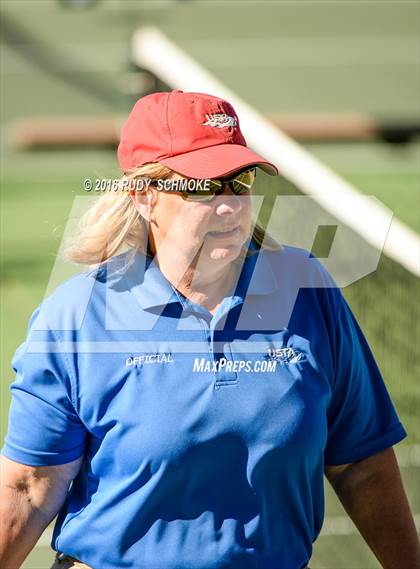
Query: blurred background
1 1 419 567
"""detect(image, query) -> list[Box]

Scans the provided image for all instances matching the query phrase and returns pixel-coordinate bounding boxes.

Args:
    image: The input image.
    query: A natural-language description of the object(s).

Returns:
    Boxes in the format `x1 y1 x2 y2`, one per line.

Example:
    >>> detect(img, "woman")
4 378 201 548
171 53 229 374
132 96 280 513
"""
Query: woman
1 90 418 569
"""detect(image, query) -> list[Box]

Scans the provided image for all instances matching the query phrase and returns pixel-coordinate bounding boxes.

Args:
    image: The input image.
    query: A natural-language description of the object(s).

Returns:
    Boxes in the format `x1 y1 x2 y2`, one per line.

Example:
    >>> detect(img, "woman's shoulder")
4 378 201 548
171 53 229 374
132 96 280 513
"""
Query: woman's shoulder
261 242 338 290
32 250 136 332
259 243 343 326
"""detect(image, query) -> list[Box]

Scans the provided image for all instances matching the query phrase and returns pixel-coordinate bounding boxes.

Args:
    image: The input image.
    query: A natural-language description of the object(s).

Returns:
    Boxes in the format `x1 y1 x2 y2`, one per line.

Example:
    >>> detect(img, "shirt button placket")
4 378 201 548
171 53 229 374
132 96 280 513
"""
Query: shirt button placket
200 318 217 387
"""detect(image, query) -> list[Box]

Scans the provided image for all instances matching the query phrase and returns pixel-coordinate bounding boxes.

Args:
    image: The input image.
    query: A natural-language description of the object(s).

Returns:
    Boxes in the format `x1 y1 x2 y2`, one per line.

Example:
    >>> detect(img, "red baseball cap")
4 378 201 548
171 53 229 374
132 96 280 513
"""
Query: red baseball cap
117 90 278 178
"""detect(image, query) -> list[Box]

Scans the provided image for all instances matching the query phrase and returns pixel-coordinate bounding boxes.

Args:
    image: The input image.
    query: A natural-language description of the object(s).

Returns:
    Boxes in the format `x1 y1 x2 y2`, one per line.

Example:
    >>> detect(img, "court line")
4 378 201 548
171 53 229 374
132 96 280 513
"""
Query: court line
196 60 417 68
33 445 420 549
321 513 420 536
131 26 420 277
181 36 419 67
4 36 415 72
396 444 420 468
35 512 420 548
182 36 418 49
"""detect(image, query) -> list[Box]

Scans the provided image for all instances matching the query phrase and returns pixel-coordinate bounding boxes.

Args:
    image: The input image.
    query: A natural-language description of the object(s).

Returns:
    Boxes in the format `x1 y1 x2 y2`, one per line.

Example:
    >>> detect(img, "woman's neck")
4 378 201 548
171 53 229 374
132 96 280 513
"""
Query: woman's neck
153 251 242 314
177 261 240 314
146 233 246 314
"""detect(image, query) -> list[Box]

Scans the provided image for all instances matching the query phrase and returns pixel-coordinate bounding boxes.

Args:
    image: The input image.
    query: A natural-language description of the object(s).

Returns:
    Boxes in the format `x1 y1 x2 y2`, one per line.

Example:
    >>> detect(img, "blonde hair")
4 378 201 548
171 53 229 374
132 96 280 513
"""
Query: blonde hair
64 163 281 267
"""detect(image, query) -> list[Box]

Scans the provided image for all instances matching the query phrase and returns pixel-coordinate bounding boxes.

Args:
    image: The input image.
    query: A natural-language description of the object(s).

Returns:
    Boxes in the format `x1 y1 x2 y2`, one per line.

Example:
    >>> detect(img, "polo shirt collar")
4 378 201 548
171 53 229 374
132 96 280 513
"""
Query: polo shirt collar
122 238 279 311
237 238 279 297
123 252 177 311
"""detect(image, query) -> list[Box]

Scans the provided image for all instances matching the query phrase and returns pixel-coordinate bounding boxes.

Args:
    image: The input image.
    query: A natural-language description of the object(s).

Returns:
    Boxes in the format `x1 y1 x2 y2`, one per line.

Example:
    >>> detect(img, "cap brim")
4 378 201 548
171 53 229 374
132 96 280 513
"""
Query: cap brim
159 144 278 178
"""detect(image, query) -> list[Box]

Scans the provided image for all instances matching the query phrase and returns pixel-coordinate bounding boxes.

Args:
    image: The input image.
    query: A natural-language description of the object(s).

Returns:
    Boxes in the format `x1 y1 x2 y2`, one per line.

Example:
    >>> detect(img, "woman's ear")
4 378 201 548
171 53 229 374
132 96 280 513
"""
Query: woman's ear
130 189 153 222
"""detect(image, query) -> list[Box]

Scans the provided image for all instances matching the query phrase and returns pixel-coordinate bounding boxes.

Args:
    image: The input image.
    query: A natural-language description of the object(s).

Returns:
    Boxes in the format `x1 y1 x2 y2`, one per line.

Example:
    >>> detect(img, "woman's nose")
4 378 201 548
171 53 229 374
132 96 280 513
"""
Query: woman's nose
214 185 245 215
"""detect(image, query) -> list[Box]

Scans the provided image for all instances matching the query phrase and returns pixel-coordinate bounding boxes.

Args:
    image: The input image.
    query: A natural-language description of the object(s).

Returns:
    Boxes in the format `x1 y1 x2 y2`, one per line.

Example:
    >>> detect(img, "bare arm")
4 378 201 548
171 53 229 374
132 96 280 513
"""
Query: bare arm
325 447 420 569
0 454 84 568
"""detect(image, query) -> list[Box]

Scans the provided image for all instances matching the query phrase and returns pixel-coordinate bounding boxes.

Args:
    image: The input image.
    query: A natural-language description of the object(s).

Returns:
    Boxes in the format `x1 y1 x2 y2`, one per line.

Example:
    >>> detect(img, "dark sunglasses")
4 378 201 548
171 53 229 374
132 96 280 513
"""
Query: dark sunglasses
148 167 257 202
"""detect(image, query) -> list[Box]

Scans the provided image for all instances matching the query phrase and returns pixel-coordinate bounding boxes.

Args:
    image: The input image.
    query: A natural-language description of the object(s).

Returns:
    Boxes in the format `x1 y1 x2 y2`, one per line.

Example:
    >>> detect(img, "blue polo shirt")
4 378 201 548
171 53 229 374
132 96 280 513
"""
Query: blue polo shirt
1 240 407 569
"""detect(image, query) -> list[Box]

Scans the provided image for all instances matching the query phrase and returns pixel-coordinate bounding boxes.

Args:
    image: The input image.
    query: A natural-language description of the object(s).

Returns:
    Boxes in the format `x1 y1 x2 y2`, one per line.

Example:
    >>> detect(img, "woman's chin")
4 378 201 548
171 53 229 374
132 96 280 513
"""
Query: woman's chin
201 229 248 262
207 243 243 262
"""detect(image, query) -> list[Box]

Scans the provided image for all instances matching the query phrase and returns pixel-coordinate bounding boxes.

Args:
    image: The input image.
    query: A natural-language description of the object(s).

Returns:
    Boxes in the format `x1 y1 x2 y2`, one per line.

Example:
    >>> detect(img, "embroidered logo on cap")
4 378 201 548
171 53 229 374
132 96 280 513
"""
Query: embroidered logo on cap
202 113 238 128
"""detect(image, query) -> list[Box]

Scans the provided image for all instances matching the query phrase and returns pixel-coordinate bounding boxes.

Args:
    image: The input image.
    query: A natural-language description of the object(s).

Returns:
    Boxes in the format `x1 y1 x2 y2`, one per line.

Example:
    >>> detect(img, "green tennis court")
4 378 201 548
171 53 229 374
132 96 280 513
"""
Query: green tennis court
1 1 418 568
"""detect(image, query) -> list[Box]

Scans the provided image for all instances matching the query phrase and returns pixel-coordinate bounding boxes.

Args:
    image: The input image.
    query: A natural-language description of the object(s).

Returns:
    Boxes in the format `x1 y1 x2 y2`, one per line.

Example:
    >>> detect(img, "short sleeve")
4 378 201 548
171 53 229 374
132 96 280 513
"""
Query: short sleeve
324 293 407 466
1 305 87 466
